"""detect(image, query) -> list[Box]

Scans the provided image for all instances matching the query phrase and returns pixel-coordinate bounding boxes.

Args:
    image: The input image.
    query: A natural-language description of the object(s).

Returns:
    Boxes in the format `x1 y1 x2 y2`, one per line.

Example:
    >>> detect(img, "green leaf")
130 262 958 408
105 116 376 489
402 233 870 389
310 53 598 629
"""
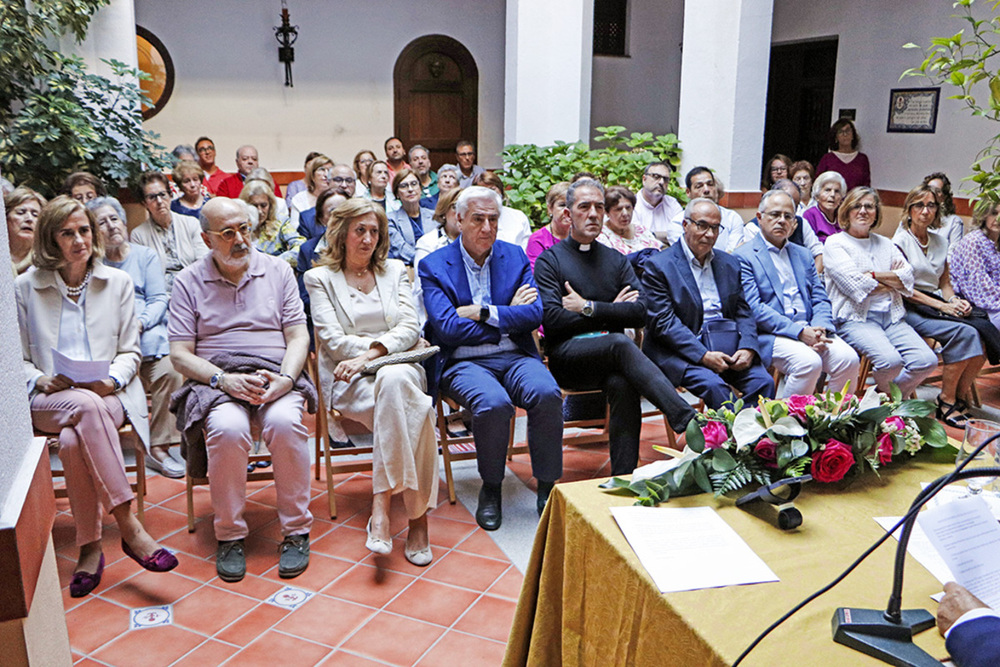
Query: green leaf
710 448 738 472
599 477 632 489
686 417 705 453
893 400 935 418
692 461 713 494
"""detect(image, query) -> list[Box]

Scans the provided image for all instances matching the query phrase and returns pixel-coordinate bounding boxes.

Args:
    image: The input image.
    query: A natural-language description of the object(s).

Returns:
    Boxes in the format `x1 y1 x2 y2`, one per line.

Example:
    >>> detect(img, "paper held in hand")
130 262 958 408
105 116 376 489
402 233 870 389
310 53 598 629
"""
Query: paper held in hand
51 348 110 383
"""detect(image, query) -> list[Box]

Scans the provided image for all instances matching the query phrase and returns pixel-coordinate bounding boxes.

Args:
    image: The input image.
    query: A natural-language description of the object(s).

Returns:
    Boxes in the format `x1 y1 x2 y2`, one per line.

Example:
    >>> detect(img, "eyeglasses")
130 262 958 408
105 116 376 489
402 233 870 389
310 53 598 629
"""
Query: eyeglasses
645 173 670 182
398 181 421 191
457 151 475 158
206 222 252 242
770 165 788 174
332 177 356 185
909 202 939 211
685 218 721 234
764 210 795 222
358 158 374 166
144 191 170 202
196 145 215 153
850 202 877 212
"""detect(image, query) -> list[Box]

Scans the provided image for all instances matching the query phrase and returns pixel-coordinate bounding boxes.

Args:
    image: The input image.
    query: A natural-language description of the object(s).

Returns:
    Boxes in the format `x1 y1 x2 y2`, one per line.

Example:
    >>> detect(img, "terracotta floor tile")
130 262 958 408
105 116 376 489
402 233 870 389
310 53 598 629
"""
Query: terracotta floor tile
415 630 507 667
65 597 131 654
426 517 477 549
273 594 375 647
561 447 611 472
72 659 108 667
311 525 372 562
260 552 354 592
138 505 192 541
171 584 258 636
247 482 280 507
453 529 508 561
486 567 524 601
317 650 393 666
214 603 290 647
91 624 206 667
422 551 509 592
243 534 283 577
359 537 436 575
321 563 415 608
172 553 221 582
142 474 186 500
98 569 201 609
384 579 479 627
170 639 239 667
161 523 222 560
339 613 445 666
231 629 332 666
453 594 517 643
316 493 370 523
159 485 213 520
210 572 284 600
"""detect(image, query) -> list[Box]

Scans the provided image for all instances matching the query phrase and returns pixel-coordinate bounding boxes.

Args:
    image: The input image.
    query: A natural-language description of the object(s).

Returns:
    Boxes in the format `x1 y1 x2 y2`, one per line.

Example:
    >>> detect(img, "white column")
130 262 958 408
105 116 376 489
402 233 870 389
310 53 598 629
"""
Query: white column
677 0 774 192
60 0 138 77
504 0 594 146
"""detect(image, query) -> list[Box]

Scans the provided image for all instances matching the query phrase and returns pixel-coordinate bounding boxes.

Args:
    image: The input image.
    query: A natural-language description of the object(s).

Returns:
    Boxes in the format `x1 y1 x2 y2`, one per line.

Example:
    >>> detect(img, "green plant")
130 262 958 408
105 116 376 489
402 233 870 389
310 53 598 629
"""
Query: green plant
499 126 684 227
902 0 1000 201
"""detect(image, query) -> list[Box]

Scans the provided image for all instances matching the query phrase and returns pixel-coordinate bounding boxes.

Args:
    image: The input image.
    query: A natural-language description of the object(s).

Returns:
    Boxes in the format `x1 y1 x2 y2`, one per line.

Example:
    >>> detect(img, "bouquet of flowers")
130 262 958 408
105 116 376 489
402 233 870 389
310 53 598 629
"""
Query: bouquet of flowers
602 384 949 506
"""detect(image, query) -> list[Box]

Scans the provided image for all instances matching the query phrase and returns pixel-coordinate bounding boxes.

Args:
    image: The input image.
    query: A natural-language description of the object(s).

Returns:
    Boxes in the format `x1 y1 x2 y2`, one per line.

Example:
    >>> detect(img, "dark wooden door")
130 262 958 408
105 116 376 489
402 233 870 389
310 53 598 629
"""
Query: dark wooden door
394 35 478 171
763 39 838 169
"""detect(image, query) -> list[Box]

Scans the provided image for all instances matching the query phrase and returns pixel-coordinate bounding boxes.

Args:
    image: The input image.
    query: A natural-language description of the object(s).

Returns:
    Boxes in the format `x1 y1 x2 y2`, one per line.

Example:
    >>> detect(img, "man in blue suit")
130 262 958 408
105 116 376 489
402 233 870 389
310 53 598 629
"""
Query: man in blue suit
937 581 1000 667
642 198 774 409
734 190 858 397
419 187 563 529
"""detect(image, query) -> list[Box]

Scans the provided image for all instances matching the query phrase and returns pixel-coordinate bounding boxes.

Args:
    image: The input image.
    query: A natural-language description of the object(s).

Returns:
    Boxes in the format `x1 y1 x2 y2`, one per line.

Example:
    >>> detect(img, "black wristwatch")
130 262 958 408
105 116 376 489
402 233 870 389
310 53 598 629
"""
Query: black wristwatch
479 305 490 322
582 300 595 317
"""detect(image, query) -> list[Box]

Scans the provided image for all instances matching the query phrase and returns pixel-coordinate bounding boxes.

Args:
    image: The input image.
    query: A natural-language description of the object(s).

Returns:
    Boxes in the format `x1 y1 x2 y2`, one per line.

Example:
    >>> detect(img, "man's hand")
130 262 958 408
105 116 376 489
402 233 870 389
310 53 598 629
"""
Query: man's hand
701 351 730 373
613 286 639 303
729 349 756 371
563 281 587 313
36 374 73 394
255 369 293 404
937 582 989 636
76 378 116 397
222 372 268 404
799 326 829 350
456 304 481 320
509 284 537 306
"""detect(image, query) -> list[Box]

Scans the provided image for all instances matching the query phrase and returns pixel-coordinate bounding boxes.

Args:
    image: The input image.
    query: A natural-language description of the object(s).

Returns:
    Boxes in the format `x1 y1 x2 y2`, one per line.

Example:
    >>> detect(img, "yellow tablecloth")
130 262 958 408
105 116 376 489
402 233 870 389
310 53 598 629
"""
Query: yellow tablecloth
504 457 957 666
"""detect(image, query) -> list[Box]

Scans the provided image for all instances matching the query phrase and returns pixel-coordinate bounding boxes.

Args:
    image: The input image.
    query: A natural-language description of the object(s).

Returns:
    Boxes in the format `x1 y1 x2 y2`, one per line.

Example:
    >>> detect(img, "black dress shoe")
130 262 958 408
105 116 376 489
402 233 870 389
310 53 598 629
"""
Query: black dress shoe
476 483 502 531
537 480 555 516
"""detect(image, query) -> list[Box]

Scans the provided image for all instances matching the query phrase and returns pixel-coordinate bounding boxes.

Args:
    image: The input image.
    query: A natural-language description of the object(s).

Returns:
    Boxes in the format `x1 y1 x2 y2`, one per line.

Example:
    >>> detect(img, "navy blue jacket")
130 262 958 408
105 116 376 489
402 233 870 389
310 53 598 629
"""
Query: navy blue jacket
947 614 1000 667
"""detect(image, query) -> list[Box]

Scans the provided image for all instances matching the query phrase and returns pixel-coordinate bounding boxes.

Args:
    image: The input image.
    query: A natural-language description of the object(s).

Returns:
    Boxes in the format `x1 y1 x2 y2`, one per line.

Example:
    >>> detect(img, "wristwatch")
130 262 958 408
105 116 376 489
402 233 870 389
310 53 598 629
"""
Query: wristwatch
582 300 595 317
209 371 225 390
479 305 490 322
110 376 122 392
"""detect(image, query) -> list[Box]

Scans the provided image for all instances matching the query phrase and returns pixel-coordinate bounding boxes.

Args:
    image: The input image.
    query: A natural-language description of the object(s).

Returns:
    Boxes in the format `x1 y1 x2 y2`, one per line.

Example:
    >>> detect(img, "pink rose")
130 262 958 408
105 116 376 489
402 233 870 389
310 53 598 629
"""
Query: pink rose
786 394 816 421
877 433 893 465
701 421 729 450
883 416 905 434
810 439 855 483
754 438 778 468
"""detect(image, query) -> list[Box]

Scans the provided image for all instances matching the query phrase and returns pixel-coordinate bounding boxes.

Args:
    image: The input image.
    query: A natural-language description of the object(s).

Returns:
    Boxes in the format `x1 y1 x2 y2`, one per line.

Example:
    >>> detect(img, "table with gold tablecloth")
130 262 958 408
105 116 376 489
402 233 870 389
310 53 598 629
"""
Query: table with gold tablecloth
504 457 957 666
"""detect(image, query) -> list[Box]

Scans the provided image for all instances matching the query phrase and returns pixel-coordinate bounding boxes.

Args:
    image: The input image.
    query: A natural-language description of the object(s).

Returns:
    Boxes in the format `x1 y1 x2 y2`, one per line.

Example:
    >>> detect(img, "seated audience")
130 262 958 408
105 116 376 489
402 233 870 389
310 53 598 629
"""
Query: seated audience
455 140 486 188
950 199 1000 330
413 189 463 326
285 151 322 206
816 119 871 191
366 161 400 214
304 200 438 565
63 171 106 204
632 161 683 241
791 160 815 214
761 153 792 192
665 167 744 251
803 171 847 242
289 154 334 230
526 182 570 270
169 198 314 583
171 144 197 163
471 171 532 249
923 172 965 248
893 185 993 425
296 191 348 328
240 180 305 267
352 150 376 198
937 581 1000 667
216 145 281 199
734 190 858 398
18 196 177 597
409 145 438 200
824 187 937 396
196 136 229 196
642 198 775 409
597 185 662 254
89 196 186 478
423 164 461 210
385 136 409 182
5 186 45 275
387 168 436 265
130 171 209 293
535 179 696 474
742 180 825 272
419 186 563 528
170 160 209 218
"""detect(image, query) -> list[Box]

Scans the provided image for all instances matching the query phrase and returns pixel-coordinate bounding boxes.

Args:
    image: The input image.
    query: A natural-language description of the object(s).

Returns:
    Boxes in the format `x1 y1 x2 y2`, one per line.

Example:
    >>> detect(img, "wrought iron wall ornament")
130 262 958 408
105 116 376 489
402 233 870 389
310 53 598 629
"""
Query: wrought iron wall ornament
274 0 298 87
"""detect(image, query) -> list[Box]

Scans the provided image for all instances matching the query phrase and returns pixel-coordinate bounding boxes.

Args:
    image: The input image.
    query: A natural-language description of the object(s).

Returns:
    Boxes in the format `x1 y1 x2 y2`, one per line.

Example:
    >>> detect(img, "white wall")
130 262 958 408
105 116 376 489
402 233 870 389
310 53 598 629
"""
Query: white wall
772 0 997 193
135 1 506 172
590 0 684 137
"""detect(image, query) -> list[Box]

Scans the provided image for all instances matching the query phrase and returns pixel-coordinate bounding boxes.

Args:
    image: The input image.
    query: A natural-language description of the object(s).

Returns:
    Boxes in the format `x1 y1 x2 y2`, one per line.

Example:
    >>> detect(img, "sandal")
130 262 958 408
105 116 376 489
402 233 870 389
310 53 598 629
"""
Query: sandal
937 396 970 429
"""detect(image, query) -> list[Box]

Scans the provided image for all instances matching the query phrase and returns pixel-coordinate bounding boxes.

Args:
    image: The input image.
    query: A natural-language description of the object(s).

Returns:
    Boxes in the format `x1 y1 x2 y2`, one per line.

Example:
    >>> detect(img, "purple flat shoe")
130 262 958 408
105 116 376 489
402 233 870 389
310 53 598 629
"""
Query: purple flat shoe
121 539 179 573
70 553 105 598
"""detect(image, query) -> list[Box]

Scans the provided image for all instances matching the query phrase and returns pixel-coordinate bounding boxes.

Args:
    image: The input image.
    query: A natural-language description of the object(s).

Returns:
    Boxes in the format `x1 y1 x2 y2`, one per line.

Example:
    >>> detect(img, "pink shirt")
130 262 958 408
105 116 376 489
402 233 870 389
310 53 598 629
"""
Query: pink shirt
168 248 306 361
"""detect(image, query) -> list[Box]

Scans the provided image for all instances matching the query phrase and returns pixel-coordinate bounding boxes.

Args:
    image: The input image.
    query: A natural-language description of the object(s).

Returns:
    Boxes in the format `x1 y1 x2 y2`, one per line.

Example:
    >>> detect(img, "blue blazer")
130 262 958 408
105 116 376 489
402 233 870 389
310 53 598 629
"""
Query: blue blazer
419 238 542 399
733 233 834 368
388 207 437 265
297 207 323 242
947 614 1000 667
641 242 760 385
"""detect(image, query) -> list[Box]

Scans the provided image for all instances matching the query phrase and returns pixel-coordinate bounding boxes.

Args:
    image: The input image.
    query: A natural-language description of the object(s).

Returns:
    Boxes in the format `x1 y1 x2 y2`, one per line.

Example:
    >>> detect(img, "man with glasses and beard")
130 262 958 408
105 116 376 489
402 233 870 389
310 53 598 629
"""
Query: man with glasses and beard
632 161 683 243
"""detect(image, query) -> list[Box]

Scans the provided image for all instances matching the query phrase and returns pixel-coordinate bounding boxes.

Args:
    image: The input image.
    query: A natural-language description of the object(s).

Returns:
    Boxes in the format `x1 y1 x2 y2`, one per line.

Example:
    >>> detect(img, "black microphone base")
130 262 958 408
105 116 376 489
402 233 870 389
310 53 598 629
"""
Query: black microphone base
832 608 938 666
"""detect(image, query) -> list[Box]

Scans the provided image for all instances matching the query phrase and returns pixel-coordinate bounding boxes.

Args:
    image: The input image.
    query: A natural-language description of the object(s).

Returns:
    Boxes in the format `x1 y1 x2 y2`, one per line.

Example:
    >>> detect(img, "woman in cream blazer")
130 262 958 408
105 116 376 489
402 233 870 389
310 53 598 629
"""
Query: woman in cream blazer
303 198 438 566
17 196 176 598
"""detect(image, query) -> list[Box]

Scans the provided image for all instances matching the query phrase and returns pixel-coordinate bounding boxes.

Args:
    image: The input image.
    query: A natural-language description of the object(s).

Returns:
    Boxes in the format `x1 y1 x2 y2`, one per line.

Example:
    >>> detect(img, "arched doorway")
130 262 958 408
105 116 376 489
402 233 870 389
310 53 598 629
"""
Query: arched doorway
394 35 478 170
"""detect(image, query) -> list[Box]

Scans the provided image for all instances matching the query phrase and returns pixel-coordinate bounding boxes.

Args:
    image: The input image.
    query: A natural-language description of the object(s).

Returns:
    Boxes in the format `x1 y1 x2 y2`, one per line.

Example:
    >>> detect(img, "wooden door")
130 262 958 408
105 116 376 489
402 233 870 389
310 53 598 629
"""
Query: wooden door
394 35 478 171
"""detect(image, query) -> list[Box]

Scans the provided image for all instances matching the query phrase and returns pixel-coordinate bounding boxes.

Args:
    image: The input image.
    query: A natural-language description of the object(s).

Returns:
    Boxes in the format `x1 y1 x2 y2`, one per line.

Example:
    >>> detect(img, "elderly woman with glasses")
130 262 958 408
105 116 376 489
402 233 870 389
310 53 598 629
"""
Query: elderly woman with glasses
387 168 436 266
891 185 992 427
824 187 937 397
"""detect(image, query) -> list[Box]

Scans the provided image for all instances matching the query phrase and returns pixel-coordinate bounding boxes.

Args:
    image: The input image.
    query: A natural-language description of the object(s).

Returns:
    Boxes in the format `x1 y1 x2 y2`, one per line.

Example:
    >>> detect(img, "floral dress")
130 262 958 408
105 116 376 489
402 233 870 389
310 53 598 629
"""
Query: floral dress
254 216 306 268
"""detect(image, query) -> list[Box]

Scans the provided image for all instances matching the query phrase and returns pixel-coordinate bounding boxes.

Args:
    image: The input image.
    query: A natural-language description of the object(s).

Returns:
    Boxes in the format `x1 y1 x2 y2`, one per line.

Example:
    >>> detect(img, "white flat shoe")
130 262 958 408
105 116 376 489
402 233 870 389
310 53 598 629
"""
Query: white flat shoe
146 454 185 479
365 518 392 555
404 543 433 567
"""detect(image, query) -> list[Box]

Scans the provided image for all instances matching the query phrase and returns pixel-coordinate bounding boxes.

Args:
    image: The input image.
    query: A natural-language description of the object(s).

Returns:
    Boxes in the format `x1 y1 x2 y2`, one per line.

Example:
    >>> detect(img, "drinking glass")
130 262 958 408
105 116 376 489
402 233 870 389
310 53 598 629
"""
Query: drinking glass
956 419 1000 496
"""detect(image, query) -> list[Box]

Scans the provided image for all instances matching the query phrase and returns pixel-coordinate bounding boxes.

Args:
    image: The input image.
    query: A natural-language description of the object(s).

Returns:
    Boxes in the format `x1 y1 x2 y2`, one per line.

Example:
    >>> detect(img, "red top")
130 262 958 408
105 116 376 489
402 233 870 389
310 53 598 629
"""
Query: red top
215 173 282 199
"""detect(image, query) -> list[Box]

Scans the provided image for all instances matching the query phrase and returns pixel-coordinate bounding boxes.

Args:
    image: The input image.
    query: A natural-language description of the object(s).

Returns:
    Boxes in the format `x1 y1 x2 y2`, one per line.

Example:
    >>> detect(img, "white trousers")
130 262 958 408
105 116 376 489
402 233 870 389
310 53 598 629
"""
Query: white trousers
772 335 860 397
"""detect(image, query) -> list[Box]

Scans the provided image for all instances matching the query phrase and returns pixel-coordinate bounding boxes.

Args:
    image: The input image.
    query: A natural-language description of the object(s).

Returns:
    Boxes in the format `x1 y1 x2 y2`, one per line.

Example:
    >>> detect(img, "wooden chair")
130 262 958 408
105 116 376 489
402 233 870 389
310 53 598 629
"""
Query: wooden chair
45 422 147 524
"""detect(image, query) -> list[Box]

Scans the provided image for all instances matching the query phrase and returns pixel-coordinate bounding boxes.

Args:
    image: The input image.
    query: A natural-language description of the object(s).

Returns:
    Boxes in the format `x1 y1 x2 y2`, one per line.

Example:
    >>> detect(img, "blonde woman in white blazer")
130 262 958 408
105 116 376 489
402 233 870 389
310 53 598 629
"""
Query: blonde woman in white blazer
16 197 177 597
304 199 438 566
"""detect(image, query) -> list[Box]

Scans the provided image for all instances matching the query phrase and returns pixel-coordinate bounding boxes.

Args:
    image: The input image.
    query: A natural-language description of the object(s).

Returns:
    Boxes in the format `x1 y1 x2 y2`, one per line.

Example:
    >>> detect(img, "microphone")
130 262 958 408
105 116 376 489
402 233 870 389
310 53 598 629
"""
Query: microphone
832 432 1000 666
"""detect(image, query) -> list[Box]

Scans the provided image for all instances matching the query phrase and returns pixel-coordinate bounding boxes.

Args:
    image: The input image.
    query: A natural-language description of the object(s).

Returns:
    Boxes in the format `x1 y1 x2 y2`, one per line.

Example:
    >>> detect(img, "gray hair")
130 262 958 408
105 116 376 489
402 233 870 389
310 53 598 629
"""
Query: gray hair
86 196 127 222
438 164 460 179
199 197 254 232
684 197 721 219
455 186 502 217
566 178 605 208
246 168 274 188
408 144 429 160
812 171 847 199
332 163 357 178
171 144 197 161
236 144 257 159
758 189 794 214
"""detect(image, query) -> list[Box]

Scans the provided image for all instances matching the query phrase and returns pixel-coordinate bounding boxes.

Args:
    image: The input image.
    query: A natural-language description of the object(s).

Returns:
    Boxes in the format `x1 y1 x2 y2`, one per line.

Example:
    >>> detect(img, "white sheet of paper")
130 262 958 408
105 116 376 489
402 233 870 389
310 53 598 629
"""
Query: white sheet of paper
874 516 956 585
922 482 1000 520
918 495 1000 610
611 505 779 594
51 348 109 383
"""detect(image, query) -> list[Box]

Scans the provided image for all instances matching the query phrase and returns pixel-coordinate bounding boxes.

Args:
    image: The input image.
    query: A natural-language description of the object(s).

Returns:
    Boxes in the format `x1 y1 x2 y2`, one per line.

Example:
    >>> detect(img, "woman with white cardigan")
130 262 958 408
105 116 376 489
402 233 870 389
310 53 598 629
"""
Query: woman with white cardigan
824 187 937 397
304 198 438 566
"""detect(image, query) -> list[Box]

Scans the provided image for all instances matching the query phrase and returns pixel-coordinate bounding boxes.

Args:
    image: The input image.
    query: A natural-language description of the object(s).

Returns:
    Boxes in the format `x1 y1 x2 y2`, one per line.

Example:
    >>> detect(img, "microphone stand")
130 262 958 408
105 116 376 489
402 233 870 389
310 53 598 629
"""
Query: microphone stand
832 432 1000 667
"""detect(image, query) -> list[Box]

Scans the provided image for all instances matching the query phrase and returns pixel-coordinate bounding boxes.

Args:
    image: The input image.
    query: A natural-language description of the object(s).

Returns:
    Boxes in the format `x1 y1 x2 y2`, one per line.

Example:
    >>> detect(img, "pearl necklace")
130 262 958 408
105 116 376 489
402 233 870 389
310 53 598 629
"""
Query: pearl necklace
65 269 92 297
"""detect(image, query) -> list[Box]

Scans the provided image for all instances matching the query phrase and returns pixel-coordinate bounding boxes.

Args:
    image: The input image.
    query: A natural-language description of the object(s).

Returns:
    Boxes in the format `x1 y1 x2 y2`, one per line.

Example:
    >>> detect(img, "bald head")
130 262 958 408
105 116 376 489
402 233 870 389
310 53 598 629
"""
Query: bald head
235 145 259 176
